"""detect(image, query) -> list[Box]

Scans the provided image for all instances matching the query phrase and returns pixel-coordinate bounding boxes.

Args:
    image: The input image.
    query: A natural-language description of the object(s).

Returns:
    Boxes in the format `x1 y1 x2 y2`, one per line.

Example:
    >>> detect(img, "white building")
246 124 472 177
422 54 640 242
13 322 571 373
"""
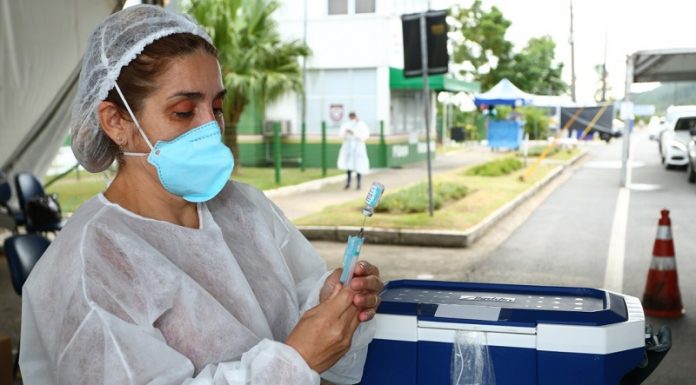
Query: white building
267 0 468 135
255 0 477 167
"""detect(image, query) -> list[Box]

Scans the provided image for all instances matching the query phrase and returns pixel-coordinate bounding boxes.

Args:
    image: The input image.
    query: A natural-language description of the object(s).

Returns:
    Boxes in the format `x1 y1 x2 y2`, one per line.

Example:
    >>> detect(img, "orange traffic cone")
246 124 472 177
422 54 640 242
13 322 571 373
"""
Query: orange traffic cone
642 209 685 318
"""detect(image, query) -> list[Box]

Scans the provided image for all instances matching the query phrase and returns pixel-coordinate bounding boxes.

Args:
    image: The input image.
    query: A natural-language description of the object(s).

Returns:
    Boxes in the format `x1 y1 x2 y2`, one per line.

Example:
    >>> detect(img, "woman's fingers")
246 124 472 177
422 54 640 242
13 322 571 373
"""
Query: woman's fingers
352 293 381 309
359 309 376 322
349 274 384 294
325 285 360 316
353 260 380 278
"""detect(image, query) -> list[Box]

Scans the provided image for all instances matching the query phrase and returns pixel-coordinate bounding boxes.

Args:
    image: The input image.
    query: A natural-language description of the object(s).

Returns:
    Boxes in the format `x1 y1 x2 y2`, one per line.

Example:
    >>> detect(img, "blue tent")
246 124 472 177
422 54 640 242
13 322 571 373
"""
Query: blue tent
474 78 533 107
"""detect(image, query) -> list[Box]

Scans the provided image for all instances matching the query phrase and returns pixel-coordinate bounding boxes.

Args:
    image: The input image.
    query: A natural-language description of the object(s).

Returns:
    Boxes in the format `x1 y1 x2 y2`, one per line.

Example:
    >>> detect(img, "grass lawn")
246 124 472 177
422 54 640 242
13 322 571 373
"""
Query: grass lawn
46 167 342 213
294 163 557 231
547 147 581 161
523 145 581 162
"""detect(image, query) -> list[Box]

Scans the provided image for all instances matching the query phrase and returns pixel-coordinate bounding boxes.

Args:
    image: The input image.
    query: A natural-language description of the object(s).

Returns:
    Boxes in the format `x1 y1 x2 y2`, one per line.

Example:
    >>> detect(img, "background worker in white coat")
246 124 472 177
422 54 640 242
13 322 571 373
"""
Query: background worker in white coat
337 112 370 190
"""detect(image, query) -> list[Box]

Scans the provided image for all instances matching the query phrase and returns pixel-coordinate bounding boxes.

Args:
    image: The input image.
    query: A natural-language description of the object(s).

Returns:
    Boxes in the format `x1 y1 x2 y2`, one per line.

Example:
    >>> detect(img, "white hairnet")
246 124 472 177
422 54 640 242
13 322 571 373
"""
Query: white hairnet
70 4 213 172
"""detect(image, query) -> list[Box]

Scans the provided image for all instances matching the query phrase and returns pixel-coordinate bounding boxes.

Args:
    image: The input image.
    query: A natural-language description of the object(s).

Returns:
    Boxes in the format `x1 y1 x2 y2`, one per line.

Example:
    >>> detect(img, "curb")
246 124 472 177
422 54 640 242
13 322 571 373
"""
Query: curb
263 169 385 199
263 174 346 199
298 150 588 248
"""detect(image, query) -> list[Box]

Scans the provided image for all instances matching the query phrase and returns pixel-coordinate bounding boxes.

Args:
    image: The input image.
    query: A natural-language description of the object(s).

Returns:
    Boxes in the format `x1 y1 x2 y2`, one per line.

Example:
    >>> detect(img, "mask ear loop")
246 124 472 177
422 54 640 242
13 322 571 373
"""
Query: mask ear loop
113 82 155 156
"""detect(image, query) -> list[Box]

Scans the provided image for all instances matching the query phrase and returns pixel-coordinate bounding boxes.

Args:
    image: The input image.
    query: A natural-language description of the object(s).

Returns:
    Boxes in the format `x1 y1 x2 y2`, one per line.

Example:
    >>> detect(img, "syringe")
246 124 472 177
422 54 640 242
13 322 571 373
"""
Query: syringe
340 182 385 284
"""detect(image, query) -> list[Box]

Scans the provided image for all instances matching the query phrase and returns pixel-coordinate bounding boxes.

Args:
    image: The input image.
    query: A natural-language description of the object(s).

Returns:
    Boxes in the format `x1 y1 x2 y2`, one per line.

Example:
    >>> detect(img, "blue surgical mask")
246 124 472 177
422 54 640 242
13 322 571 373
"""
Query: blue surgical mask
114 83 234 202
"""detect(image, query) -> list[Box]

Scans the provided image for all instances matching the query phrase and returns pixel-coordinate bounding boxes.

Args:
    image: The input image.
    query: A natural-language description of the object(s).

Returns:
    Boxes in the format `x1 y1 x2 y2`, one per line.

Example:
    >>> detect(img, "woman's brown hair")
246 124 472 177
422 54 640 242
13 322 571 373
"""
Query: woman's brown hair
104 33 218 118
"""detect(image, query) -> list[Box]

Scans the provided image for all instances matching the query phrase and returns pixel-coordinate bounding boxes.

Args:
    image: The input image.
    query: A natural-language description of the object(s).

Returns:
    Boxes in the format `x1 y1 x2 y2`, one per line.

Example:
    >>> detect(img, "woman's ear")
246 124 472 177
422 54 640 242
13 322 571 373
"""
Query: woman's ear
98 101 131 147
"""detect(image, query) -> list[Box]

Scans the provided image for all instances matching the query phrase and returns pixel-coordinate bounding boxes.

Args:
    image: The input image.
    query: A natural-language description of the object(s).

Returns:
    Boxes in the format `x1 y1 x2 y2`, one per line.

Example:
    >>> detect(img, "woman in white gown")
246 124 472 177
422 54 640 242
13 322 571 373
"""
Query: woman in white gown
19 5 382 385
337 112 370 190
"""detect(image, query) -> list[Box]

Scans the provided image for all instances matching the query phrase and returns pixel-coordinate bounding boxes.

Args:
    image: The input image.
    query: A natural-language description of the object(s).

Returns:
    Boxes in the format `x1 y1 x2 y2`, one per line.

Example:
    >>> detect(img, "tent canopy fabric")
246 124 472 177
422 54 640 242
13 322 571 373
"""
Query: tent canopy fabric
1 0 120 179
389 67 480 93
632 48 696 83
474 78 533 107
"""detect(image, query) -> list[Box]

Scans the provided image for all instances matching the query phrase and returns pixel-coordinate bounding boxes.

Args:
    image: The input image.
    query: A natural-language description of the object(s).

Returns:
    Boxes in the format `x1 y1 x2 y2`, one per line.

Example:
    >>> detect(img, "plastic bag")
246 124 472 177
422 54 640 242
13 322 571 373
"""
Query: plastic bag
451 331 497 385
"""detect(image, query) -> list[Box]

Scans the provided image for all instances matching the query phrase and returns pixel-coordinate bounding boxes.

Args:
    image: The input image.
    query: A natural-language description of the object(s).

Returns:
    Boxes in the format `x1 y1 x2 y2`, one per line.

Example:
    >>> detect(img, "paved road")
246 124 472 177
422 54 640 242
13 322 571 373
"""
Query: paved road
310 130 695 384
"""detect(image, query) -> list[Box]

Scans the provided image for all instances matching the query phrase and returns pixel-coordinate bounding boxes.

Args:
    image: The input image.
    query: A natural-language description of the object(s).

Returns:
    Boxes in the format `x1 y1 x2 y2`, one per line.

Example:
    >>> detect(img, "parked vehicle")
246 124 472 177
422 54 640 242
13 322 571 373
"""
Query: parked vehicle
655 105 696 159
660 114 696 168
687 137 696 183
596 118 625 142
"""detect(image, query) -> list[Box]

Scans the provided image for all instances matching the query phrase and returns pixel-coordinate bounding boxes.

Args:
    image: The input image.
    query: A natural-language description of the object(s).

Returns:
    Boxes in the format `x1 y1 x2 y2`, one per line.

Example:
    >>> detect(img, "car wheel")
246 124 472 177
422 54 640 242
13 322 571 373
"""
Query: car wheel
664 157 674 170
688 162 696 183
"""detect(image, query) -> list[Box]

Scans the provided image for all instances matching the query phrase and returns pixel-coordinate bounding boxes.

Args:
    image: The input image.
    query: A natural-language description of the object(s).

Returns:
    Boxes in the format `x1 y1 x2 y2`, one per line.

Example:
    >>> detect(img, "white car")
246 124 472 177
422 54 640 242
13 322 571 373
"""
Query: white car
655 106 696 157
660 115 696 168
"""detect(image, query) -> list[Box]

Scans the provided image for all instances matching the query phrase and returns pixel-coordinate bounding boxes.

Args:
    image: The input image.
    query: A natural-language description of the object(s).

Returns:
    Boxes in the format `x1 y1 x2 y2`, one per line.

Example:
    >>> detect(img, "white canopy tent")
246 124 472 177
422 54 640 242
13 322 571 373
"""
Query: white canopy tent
1 0 122 179
473 78 533 107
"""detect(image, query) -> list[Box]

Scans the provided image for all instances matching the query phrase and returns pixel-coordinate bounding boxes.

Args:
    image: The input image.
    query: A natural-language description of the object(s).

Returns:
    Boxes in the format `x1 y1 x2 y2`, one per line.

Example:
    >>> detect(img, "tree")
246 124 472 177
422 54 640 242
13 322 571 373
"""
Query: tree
450 0 514 90
188 0 310 166
499 36 567 95
450 3 567 95
593 63 610 102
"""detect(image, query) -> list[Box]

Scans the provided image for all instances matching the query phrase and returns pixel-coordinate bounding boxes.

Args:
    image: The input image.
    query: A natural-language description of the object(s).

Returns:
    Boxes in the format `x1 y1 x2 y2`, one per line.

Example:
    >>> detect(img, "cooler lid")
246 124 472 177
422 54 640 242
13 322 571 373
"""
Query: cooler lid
377 280 628 327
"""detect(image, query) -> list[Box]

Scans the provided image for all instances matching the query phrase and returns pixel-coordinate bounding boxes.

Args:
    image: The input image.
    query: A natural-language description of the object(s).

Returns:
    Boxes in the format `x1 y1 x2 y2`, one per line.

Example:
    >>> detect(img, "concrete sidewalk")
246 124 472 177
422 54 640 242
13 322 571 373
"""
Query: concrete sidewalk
265 145 498 220
266 145 585 247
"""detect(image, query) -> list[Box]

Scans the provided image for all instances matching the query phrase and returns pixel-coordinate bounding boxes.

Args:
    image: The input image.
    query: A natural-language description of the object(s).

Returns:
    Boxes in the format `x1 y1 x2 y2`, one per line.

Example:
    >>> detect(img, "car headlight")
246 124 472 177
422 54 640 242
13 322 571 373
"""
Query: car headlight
671 142 687 152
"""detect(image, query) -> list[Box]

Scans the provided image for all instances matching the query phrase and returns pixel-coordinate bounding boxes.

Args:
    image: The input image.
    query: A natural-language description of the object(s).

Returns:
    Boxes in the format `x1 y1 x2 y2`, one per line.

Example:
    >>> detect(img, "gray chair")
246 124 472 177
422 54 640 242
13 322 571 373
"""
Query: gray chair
3 233 51 378
0 171 25 231
13 172 64 233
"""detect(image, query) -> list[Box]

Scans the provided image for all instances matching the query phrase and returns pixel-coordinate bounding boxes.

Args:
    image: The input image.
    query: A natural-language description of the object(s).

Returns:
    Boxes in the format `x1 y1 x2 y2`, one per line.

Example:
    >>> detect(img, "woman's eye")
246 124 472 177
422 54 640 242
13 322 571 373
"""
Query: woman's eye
175 111 193 118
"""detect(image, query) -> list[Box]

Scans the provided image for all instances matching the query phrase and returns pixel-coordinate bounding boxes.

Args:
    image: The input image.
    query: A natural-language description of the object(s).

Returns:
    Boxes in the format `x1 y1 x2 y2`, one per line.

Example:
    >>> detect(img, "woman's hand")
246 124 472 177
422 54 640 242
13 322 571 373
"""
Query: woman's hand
348 261 383 322
319 261 383 322
286 284 361 373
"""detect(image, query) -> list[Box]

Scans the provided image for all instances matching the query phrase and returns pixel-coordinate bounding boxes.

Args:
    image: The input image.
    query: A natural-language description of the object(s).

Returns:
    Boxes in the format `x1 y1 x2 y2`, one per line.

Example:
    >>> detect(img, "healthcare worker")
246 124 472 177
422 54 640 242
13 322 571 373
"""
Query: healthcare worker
337 112 370 190
19 5 382 385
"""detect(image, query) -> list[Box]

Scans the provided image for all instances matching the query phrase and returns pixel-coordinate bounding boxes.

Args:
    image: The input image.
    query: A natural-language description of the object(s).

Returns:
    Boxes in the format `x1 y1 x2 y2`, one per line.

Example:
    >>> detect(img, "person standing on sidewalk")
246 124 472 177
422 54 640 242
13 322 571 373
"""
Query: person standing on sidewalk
337 112 370 190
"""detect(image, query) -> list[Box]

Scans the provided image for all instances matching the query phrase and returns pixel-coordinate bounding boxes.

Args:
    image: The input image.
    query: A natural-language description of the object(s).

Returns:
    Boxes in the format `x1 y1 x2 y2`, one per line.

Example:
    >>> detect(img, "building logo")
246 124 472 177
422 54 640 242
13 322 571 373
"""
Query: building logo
329 104 344 124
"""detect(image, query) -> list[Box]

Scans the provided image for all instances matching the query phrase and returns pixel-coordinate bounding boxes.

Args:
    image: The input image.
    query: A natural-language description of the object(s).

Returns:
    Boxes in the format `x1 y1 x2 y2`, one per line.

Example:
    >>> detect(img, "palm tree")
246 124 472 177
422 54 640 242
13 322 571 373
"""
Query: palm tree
188 0 310 167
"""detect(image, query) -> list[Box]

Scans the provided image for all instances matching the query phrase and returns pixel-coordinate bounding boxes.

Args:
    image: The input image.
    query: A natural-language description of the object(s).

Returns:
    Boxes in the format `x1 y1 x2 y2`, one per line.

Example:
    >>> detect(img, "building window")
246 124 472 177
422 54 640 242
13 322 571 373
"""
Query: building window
328 0 348 15
355 0 375 13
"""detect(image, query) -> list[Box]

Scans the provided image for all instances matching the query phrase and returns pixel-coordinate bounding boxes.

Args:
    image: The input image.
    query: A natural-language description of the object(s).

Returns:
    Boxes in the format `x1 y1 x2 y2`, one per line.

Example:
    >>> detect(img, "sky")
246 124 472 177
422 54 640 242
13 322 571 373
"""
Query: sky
436 0 696 103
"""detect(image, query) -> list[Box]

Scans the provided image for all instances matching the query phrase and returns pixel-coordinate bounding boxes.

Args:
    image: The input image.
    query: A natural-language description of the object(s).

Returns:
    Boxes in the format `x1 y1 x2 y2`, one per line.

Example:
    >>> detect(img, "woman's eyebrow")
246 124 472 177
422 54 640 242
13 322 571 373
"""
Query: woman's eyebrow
168 91 204 100
168 89 227 100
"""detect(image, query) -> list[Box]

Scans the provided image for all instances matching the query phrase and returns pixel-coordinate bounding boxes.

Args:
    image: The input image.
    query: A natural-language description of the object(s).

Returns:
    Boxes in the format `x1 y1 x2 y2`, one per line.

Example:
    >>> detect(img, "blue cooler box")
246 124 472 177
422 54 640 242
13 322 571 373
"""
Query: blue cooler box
361 280 646 385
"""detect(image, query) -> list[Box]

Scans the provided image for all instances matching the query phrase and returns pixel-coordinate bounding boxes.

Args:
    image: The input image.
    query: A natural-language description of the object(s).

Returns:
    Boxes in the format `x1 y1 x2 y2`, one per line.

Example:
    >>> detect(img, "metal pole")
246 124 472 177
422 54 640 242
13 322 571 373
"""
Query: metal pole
420 12 434 216
301 0 308 172
300 122 306 171
621 54 634 188
273 121 282 184
569 0 576 103
440 98 446 144
321 120 327 177
380 120 387 167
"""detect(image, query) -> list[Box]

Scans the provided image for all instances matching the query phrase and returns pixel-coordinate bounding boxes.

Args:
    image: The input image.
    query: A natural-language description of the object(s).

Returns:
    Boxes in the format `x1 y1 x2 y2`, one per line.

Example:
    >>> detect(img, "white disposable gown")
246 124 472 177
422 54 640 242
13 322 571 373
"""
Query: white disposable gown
20 181 374 385
337 120 370 175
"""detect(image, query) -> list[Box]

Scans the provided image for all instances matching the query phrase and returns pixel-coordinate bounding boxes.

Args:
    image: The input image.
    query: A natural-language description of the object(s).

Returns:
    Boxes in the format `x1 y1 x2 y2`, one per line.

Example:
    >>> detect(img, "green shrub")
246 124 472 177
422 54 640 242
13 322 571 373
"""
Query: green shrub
465 157 523 177
523 145 560 157
377 182 469 214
